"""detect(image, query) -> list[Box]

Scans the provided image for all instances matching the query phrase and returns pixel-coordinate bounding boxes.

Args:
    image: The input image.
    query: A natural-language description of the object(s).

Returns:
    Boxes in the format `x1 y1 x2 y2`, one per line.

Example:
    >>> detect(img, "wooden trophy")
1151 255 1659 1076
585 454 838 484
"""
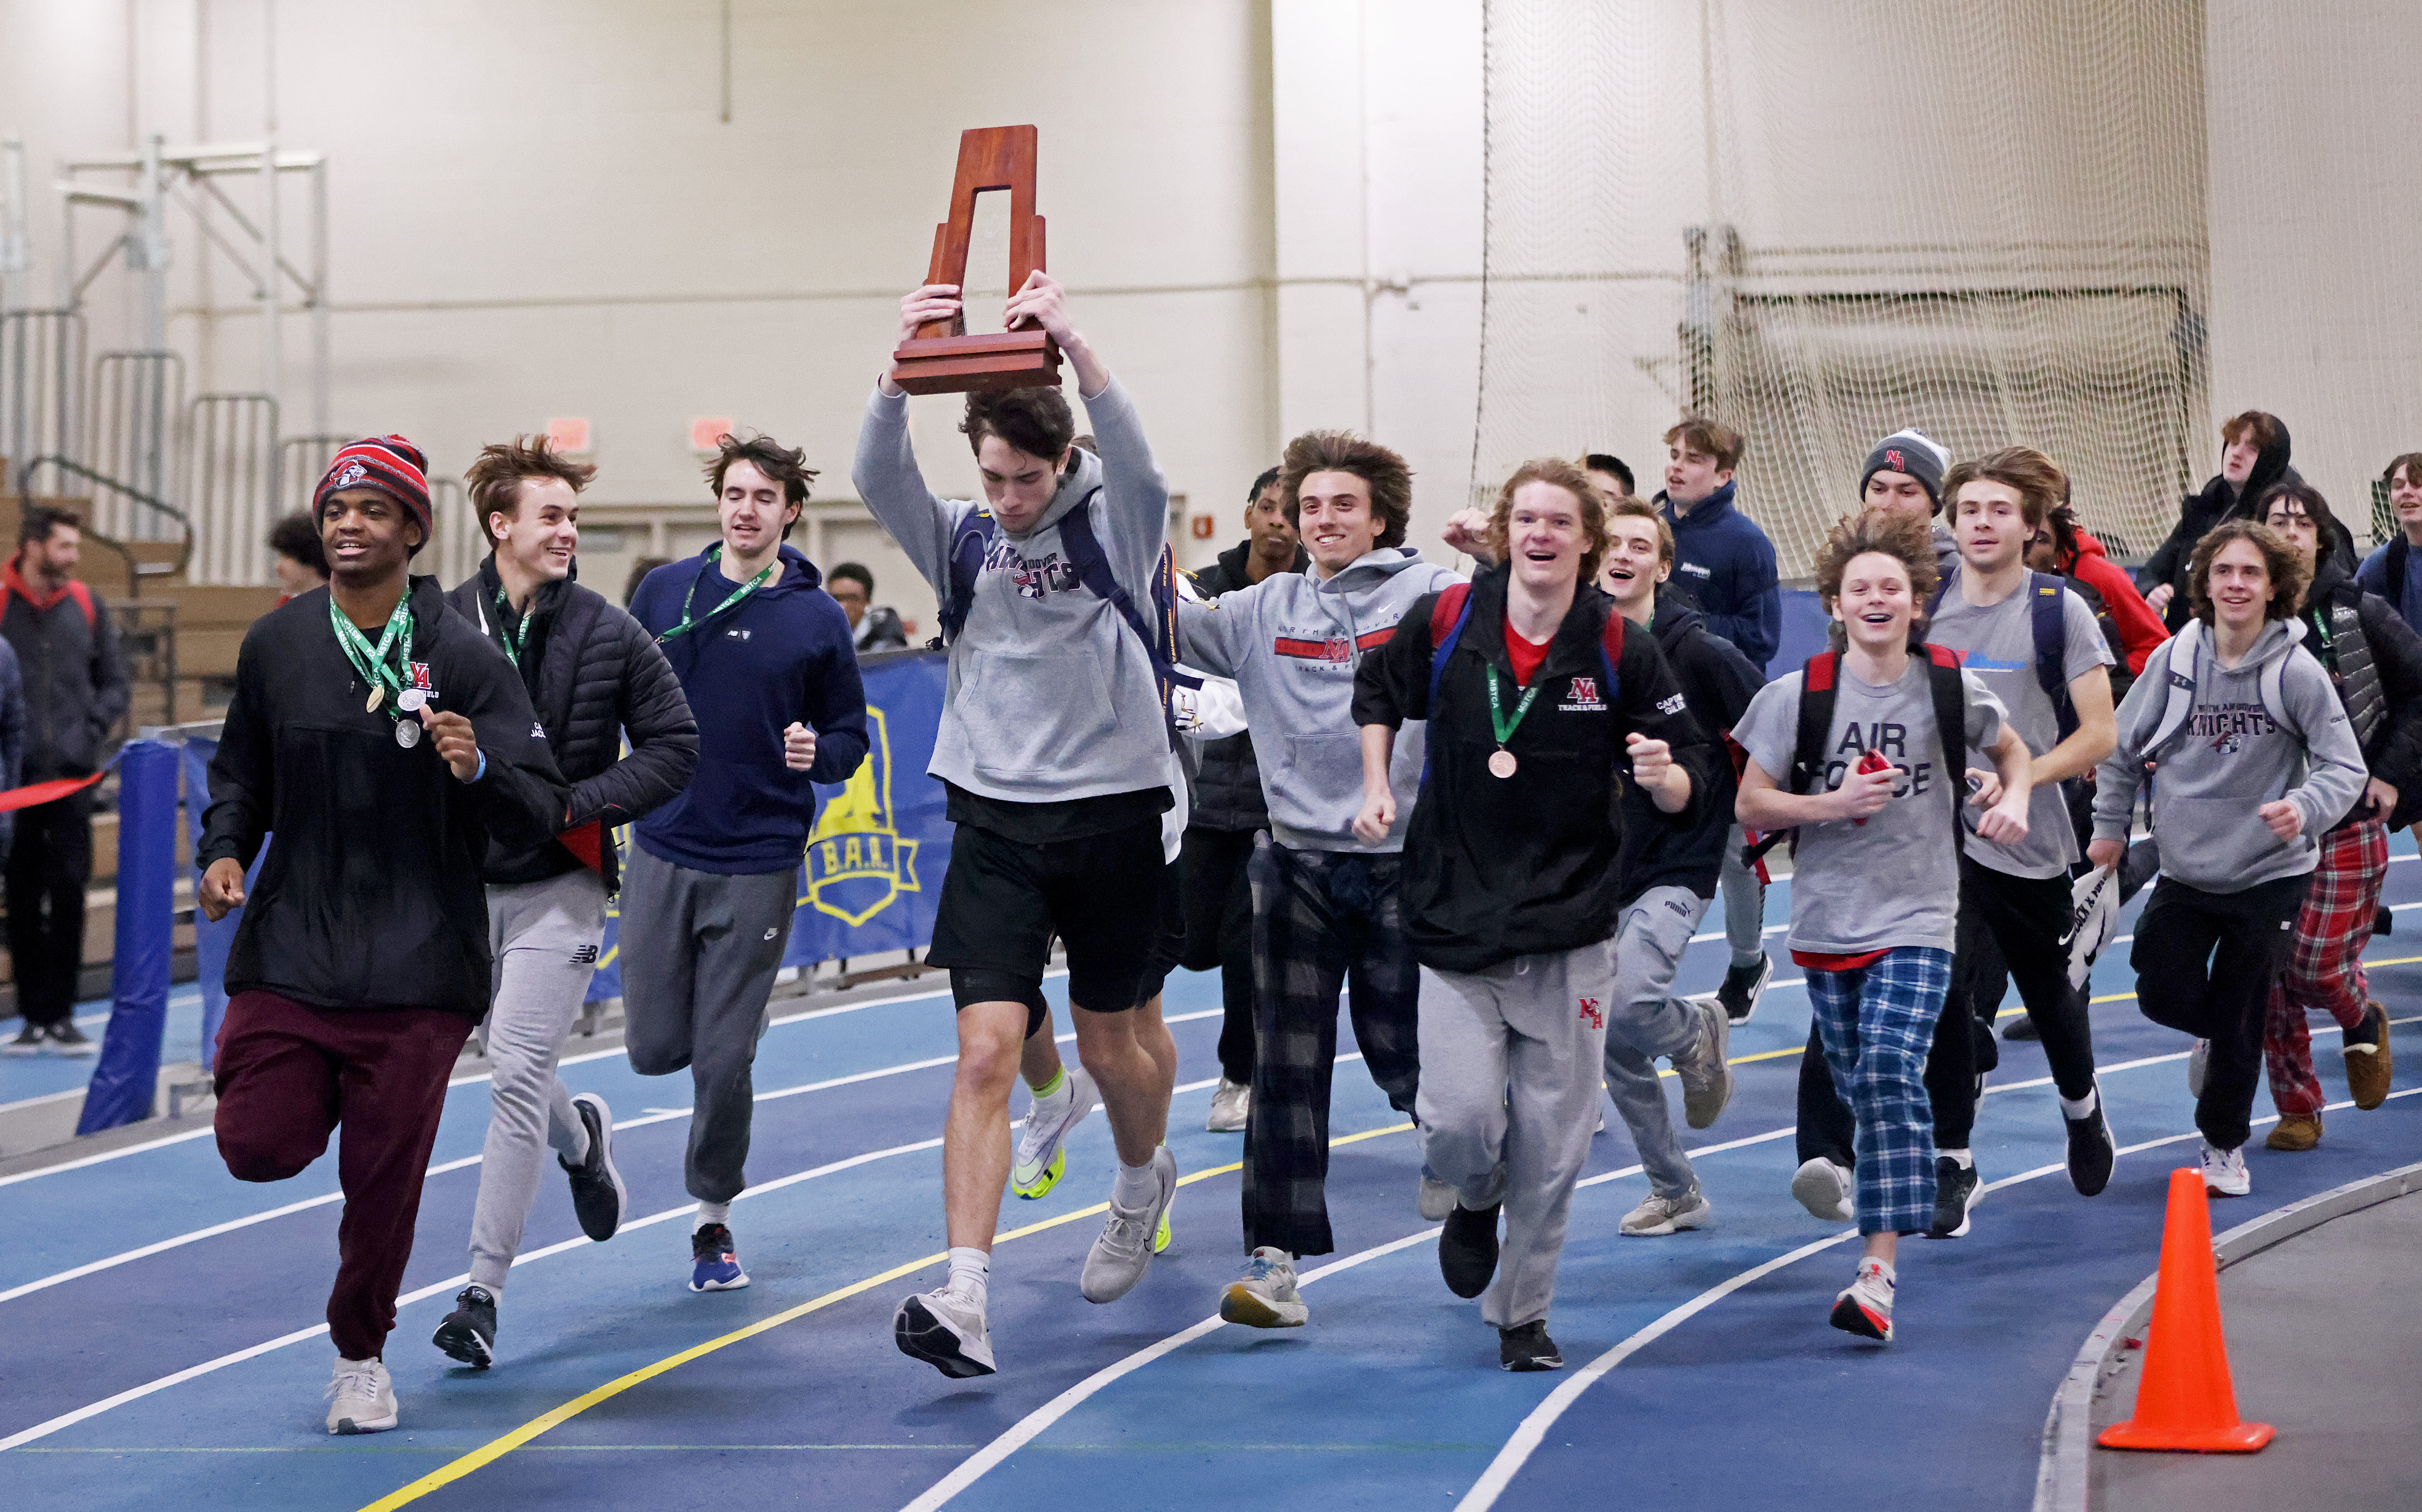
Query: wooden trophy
888 125 1063 395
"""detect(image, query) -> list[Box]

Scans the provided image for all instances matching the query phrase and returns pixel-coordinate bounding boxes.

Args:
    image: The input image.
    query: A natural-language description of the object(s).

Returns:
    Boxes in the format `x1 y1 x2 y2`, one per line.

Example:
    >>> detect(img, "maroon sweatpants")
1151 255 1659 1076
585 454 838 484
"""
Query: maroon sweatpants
212 990 471 1360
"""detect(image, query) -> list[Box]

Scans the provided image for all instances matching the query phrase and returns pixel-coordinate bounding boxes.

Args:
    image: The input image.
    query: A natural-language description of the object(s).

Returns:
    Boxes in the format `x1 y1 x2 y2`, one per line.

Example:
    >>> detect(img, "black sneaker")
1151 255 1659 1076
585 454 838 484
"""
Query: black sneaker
1716 954 1773 1026
3 1024 43 1056
2001 1014 2041 1042
2374 905 2394 939
1498 1320 1563 1372
1927 1157 1983 1239
432 1285 498 1368
1439 1202 1501 1299
559 1093 627 1242
46 1021 96 1056
2064 1092 2116 1197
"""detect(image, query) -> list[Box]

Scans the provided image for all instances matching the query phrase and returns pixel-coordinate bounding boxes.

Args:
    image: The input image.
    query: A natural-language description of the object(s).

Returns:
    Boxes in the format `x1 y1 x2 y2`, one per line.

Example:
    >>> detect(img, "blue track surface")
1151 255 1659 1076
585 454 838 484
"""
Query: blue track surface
3 849 2419 1512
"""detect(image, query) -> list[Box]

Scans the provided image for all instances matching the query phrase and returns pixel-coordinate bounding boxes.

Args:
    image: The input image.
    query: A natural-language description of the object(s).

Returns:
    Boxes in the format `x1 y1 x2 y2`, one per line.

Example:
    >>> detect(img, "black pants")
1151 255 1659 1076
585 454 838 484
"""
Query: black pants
1180 827 1258 1084
2131 873 2308 1151
1797 855 2098 1162
6 789 93 1027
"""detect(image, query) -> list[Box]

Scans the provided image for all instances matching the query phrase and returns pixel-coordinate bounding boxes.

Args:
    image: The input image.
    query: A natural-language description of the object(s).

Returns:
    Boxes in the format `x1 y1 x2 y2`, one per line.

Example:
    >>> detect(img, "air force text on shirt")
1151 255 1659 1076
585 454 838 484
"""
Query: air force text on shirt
1823 721 1937 798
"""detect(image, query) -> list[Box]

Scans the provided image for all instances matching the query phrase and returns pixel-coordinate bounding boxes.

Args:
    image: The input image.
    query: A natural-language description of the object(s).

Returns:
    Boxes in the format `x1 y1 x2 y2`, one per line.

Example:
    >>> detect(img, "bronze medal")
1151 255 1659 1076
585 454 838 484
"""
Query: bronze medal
1488 748 1518 779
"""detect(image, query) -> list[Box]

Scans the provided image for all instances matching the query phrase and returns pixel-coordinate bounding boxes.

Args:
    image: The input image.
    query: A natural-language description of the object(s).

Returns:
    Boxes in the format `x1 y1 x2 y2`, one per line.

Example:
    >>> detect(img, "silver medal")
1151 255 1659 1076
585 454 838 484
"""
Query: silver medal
395 718 422 749
397 688 427 713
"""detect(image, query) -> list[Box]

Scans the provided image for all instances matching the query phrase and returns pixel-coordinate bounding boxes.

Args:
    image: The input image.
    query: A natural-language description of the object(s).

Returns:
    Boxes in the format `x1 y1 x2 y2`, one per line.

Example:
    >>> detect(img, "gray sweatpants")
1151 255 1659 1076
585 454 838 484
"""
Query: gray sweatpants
1718 825 1765 967
1602 885 1711 1200
1416 938 1613 1330
619 845 799 1204
468 868 609 1291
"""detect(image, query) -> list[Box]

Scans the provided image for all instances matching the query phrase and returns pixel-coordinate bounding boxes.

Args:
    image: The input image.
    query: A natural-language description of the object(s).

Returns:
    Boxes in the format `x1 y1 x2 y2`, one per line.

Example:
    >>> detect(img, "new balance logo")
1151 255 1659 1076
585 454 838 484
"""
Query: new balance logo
570 944 600 966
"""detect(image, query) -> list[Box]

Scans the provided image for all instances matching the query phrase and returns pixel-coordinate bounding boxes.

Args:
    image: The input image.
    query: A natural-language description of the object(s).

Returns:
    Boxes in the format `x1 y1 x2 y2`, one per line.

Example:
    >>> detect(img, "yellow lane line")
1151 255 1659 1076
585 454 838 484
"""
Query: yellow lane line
1978 954 2422 1016
354 1121 1415 1512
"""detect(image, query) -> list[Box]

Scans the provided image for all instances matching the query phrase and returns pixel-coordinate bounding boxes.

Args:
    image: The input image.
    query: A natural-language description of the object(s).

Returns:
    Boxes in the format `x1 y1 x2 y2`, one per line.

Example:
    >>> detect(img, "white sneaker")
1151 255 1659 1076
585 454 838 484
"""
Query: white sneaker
1675 997 1736 1130
1219 1246 1309 1328
1828 1257 1895 1342
893 1287 997 1378
1011 1066 1097 1199
1791 1156 1856 1224
1205 1077 1251 1133
2201 1140 2250 1197
2187 1039 2210 1099
1081 1146 1176 1303
325 1355 398 1435
1620 1186 1713 1237
1418 1175 1460 1222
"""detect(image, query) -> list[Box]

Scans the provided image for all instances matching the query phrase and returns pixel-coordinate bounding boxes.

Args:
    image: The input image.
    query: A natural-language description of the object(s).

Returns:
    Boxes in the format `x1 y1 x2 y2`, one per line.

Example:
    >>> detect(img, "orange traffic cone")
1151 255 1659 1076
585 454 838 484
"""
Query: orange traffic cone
2098 1167 2274 1452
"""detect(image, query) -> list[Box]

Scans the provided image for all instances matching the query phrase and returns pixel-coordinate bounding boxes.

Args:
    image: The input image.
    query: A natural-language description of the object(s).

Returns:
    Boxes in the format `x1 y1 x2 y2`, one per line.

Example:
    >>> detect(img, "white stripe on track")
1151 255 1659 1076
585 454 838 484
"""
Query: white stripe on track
0 1135 947 1453
898 1227 1440 1512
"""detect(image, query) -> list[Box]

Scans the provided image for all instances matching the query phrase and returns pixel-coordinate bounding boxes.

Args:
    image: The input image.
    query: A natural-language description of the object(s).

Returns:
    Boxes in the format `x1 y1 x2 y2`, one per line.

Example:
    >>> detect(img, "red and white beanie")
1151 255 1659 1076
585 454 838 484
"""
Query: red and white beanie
315 436 433 553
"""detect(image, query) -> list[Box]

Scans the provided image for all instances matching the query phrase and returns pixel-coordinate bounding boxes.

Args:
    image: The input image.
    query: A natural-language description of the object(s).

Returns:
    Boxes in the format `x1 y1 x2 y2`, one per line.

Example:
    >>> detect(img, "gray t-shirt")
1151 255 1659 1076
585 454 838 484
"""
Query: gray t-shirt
1736 658 2008 955
1928 570 2115 878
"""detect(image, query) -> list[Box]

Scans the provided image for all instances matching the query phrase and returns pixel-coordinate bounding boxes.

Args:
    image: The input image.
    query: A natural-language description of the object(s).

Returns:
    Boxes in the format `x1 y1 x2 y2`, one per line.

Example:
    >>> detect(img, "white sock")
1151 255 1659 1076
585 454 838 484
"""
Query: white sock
1112 1153 1161 1210
1941 1148 1973 1170
945 1247 990 1310
694 1201 732 1231
2058 1086 2099 1121
1860 1257 1896 1284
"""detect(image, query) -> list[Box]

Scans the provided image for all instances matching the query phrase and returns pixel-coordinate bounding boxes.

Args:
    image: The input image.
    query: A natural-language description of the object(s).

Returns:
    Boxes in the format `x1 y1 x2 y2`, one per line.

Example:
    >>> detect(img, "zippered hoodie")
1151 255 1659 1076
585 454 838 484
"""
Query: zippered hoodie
627 544 869 875
2091 617 2367 892
1178 545 1459 851
853 379 1171 805
1656 480 1781 670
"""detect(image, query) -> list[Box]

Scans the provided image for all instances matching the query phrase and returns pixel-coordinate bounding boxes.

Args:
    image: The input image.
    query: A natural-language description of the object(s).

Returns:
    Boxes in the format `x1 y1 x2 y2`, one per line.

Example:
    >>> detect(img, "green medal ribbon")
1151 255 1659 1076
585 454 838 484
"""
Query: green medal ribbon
329 592 414 718
657 543 777 644
1485 663 1543 748
494 584 530 666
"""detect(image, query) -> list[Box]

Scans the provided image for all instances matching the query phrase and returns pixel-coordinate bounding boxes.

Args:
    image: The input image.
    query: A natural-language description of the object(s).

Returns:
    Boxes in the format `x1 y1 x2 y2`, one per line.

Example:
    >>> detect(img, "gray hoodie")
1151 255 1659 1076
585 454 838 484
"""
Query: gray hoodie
852 380 1171 804
1178 546 1460 851
2091 617 2367 892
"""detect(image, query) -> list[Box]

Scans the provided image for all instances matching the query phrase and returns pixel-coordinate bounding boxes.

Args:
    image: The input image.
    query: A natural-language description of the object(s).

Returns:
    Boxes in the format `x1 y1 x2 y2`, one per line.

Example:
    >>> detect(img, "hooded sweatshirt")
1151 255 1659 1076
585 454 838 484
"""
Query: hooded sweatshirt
853 379 1172 809
2064 527 2169 676
1178 545 1459 852
2091 616 2366 892
1656 480 1780 670
2138 422 2321 631
627 543 869 875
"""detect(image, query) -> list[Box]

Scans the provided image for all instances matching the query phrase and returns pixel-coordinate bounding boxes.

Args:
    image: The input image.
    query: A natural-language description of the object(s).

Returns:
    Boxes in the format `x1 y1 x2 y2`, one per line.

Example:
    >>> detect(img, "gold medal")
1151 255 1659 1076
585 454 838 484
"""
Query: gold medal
366 686 384 712
1488 748 1518 779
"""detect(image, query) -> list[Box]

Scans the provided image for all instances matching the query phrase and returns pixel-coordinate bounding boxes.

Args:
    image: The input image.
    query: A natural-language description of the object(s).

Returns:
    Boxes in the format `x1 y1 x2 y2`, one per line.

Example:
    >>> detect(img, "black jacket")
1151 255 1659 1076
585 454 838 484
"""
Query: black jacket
1186 538 1310 833
853 606 910 654
1353 565 1717 972
199 578 570 1021
2300 556 2422 830
446 558 699 892
2138 421 2352 629
1618 589 1766 903
0 568 131 780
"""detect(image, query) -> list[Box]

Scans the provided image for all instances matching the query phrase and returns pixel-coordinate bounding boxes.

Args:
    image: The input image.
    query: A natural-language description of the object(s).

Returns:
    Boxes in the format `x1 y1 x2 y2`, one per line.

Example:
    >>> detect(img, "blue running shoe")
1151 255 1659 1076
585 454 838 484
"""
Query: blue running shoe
689 1223 749 1292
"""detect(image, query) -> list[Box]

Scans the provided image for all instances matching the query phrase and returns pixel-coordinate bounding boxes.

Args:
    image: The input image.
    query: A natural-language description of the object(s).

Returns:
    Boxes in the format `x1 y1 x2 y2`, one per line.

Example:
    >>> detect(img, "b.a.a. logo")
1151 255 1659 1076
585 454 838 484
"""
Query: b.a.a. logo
804 705 921 927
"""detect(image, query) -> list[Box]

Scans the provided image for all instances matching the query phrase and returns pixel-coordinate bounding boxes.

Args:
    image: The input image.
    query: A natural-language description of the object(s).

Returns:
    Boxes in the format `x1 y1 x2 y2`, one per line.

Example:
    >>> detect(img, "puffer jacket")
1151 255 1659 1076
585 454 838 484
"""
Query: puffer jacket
0 561 130 780
447 558 699 891
2298 554 2422 830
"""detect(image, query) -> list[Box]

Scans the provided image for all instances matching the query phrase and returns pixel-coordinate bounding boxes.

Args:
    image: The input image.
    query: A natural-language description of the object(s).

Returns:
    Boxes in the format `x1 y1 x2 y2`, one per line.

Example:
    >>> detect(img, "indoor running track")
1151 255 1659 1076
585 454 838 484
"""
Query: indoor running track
4 848 2420 1512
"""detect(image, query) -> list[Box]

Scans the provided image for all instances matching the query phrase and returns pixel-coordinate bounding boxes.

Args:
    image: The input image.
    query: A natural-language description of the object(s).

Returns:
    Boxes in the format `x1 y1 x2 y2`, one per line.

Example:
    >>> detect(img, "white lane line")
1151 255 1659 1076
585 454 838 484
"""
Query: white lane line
0 1088 86 1115
899 1228 1440 1512
0 1135 948 1454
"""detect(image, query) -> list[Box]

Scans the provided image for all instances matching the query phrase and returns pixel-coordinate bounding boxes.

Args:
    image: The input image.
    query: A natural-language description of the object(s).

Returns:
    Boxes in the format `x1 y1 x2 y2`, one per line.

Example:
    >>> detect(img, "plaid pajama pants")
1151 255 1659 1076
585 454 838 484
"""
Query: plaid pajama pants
1241 837 1421 1257
2265 817 2387 1119
1804 947 1954 1236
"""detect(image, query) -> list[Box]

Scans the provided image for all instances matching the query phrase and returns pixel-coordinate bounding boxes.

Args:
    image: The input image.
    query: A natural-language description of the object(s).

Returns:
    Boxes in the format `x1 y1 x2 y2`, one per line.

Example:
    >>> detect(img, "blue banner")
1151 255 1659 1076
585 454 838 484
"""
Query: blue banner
78 741 178 1132
588 647 953 1000
178 737 265 1070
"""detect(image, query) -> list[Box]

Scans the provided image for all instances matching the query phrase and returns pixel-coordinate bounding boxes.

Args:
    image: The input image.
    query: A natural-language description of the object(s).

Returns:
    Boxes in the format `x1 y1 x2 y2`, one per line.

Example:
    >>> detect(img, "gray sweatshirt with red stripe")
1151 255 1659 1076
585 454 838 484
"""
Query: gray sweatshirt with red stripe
1178 545 1459 852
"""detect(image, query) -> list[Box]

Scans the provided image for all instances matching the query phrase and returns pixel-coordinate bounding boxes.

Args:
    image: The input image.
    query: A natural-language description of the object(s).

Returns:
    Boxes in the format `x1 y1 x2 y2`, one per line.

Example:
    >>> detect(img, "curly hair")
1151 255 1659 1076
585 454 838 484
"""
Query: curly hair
2187 517 2307 625
1486 457 1616 585
1814 509 1941 646
466 434 598 546
1278 430 1413 549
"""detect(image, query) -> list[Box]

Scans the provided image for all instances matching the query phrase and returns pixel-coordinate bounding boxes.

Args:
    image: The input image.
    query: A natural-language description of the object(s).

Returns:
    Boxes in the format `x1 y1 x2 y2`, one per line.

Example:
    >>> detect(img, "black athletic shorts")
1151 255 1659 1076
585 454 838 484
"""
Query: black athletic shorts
932 816 1167 1034
1130 859 1186 1006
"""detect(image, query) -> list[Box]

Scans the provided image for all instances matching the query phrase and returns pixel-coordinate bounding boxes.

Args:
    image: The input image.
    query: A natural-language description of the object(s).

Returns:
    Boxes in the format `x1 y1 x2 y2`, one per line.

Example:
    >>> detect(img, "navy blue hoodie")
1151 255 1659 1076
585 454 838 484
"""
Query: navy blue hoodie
628 543 869 875
1657 480 1781 671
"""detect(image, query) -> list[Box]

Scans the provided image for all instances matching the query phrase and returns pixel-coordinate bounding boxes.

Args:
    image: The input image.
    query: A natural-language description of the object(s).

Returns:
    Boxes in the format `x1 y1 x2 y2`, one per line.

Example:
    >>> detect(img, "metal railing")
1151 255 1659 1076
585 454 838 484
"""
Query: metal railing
188 393 278 584
0 307 82 475
11 454 194 593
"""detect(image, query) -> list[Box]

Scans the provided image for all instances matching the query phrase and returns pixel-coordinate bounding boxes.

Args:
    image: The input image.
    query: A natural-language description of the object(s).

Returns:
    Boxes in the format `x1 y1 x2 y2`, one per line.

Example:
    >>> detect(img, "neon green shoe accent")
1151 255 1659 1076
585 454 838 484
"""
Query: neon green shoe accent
1012 1147 1065 1200
1153 1209 1172 1254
